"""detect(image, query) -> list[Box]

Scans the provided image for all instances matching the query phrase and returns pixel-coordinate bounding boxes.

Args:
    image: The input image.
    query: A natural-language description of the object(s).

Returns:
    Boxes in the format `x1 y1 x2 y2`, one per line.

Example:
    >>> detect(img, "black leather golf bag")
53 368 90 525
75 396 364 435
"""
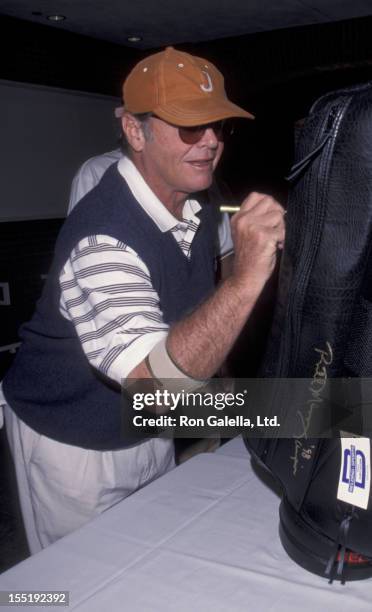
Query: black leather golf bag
245 81 372 582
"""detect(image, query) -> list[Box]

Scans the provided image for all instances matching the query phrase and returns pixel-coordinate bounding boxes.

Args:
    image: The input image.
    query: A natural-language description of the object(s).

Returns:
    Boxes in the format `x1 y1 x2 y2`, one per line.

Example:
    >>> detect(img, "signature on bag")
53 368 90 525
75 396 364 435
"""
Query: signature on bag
290 341 333 476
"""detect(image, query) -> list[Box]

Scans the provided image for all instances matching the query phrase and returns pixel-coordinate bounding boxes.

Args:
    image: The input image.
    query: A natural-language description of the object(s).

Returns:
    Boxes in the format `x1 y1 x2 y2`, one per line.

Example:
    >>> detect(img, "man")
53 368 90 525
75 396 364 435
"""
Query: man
1 46 285 553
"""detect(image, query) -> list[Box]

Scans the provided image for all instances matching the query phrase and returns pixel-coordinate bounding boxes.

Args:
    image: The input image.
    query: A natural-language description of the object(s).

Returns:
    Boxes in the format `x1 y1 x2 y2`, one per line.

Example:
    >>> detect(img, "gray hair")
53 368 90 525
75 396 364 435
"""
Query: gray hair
120 112 153 155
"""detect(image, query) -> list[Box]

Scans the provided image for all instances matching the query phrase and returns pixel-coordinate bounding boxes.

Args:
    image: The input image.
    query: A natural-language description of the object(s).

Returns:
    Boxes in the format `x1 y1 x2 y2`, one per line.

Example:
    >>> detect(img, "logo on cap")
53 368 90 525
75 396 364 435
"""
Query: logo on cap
200 71 213 93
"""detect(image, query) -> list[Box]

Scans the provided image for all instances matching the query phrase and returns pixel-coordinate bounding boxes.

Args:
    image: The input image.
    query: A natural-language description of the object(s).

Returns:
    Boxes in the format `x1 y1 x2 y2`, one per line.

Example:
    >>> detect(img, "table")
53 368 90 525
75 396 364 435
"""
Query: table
0 436 371 611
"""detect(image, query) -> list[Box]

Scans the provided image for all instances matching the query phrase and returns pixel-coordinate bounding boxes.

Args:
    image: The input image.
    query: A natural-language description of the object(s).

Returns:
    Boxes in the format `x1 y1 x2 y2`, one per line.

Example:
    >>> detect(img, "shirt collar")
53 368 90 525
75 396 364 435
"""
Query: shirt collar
117 155 201 232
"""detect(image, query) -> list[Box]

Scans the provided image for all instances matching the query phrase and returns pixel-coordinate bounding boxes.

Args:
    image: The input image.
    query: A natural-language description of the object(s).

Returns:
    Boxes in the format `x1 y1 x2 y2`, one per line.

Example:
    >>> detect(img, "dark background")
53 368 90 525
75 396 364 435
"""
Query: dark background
1 13 372 572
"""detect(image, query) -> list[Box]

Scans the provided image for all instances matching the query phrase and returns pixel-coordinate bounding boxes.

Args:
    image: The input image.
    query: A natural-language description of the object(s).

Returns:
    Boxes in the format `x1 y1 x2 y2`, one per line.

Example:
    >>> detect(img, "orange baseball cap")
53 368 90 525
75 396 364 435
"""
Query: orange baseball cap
122 46 254 127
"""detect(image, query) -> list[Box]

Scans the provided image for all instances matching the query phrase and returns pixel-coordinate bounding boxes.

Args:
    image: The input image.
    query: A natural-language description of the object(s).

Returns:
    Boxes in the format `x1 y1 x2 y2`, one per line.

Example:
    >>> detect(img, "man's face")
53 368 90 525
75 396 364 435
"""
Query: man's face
138 116 224 207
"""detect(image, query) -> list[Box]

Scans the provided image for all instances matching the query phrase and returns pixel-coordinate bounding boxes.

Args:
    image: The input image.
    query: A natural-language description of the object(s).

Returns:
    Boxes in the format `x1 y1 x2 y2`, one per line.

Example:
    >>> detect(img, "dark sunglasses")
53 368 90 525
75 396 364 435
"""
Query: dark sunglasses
152 115 234 145
177 120 235 145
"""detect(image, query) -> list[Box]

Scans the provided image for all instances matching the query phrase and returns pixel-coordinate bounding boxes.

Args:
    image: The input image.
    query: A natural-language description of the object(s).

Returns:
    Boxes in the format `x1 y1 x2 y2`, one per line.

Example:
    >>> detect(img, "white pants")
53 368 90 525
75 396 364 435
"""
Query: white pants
3 404 175 554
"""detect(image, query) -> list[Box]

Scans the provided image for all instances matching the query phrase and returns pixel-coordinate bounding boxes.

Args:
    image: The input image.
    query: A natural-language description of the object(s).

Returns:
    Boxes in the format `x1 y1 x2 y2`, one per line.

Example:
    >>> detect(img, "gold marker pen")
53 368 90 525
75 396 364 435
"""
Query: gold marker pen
220 205 287 216
219 205 240 213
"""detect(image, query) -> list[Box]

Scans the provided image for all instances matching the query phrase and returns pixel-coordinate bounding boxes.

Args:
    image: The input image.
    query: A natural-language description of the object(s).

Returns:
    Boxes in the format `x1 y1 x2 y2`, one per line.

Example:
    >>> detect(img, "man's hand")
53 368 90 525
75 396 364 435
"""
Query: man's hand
230 192 286 296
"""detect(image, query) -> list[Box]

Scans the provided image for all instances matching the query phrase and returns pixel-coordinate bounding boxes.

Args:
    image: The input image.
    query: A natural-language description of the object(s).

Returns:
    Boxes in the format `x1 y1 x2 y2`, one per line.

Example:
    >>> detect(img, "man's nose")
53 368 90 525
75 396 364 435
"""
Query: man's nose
199 127 219 148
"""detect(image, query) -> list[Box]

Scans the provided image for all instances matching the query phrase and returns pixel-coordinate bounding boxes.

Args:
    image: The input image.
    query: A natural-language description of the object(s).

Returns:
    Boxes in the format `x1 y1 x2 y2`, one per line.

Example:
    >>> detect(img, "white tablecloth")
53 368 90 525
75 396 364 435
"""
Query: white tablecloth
0 436 371 611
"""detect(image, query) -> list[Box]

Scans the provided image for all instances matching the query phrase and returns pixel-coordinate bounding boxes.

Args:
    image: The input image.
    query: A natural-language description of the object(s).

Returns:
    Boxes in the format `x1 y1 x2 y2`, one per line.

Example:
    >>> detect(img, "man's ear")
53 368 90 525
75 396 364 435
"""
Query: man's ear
121 112 146 152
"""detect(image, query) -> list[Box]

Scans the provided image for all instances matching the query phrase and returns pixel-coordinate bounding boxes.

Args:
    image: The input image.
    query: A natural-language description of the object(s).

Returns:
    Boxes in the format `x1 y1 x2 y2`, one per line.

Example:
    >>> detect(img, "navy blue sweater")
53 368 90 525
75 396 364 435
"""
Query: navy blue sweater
3 165 217 449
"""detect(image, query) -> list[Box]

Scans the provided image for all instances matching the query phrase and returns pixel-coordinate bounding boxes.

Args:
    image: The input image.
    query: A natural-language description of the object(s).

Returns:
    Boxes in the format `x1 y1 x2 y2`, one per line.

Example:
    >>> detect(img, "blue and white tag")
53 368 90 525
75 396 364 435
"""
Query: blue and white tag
337 438 371 510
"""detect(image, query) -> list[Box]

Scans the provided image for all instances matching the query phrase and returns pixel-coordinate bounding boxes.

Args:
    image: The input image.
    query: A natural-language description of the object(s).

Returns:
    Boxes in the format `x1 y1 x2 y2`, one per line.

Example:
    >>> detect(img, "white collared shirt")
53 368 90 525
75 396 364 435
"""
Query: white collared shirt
118 155 201 233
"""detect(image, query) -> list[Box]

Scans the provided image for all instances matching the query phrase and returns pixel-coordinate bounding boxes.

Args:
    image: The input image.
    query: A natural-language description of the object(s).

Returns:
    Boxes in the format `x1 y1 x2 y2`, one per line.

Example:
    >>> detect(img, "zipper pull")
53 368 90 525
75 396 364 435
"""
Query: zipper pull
285 133 331 182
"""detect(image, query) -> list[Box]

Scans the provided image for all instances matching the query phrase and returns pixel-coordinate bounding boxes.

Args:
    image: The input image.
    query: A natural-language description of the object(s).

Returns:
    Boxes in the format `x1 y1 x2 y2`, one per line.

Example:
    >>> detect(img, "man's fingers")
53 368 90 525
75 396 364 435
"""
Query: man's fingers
265 225 286 248
238 193 285 219
231 209 286 236
238 191 268 211
257 209 286 228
